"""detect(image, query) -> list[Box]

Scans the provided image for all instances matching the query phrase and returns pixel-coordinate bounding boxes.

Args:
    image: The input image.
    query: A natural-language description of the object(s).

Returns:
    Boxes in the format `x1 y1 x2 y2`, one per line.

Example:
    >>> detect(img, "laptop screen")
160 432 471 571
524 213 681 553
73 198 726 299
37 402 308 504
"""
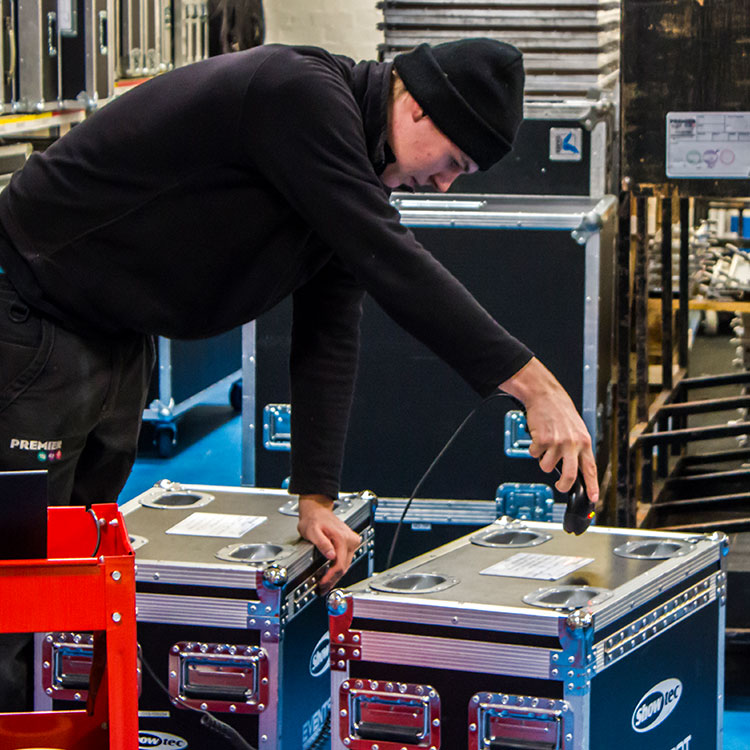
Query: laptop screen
0 470 48 560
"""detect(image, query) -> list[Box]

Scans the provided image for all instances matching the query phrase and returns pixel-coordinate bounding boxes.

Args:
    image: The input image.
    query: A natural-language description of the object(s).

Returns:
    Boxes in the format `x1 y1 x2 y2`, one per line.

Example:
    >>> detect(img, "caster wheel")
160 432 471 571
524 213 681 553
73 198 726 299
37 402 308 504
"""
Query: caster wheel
230 379 243 412
155 427 176 458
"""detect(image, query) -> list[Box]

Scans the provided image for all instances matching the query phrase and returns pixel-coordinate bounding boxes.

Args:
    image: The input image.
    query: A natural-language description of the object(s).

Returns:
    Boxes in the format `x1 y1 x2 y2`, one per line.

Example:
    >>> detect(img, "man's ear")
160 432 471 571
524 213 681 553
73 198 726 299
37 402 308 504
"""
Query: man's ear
406 92 427 122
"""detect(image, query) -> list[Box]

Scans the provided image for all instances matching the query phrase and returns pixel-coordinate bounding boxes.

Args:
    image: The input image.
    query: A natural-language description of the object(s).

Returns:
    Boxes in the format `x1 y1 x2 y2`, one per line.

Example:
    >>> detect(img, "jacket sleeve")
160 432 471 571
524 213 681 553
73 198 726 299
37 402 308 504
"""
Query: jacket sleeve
241 48 533 399
287 251 365 500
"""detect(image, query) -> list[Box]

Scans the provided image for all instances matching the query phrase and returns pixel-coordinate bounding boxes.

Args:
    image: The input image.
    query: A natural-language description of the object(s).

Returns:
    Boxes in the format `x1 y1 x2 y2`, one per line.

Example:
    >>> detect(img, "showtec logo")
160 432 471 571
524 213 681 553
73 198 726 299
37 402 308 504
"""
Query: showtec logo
632 678 682 733
138 731 188 748
9 437 63 462
309 632 330 677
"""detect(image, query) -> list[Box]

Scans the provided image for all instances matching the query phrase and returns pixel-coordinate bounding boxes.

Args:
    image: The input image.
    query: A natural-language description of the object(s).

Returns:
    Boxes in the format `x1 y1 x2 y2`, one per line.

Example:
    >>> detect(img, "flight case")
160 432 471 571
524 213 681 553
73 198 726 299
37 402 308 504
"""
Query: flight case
142 329 242 456
328 519 727 750
37 483 374 750
450 97 617 197
373 488 564 571
15 0 115 112
243 194 616 501
117 0 173 77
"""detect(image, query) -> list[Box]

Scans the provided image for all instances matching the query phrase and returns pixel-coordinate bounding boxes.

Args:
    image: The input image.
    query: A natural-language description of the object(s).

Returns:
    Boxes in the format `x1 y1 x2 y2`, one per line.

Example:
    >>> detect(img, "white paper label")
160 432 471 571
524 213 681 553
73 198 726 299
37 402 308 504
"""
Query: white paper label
165 512 267 538
666 111 750 178
479 552 594 581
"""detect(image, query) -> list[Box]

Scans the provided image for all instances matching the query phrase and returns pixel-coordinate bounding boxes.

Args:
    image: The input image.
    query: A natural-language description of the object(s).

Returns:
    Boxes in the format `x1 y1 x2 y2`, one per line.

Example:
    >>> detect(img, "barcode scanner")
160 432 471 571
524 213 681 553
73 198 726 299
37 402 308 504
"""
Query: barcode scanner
561 470 596 535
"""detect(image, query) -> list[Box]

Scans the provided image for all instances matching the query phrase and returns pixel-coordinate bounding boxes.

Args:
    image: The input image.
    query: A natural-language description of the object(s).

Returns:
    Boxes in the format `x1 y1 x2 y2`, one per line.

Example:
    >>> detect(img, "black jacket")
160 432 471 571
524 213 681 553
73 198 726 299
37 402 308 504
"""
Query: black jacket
0 44 533 498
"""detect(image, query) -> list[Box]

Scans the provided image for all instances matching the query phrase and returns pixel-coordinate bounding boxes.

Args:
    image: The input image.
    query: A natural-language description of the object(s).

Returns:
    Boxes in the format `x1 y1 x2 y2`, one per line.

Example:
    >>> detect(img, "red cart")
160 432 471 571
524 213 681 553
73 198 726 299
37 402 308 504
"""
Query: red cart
0 503 138 750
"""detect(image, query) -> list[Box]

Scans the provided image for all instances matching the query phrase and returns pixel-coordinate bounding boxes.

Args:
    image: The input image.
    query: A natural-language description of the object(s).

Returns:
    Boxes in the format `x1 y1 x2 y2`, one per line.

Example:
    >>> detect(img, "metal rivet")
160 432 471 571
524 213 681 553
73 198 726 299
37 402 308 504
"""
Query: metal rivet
111 612 122 623
111 571 121 581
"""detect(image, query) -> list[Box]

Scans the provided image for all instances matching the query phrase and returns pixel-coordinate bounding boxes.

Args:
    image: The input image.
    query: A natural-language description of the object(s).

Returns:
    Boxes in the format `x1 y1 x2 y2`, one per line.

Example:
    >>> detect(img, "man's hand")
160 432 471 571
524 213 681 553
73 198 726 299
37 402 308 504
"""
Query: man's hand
500 357 599 505
297 494 362 593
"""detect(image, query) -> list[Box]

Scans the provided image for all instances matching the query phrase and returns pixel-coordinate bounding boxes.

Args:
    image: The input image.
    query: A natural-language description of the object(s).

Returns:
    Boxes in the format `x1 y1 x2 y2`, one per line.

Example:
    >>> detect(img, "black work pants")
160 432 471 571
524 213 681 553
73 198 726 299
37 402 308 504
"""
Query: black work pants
0 274 154 710
0 275 154 506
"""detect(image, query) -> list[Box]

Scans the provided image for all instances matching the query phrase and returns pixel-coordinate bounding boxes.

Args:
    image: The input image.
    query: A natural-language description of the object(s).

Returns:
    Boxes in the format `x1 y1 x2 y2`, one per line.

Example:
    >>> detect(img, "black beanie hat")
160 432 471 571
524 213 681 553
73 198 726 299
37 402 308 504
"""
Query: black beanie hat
393 38 525 171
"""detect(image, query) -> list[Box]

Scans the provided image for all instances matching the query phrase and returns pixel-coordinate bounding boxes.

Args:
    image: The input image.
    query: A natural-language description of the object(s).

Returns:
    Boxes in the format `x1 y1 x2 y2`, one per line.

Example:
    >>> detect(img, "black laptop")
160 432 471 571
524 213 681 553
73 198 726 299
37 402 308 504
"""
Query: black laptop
0 470 48 560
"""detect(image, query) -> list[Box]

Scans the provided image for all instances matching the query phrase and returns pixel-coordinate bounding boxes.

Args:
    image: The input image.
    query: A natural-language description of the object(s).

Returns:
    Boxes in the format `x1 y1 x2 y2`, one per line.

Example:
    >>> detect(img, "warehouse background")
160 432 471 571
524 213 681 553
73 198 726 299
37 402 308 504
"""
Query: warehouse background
264 0 381 59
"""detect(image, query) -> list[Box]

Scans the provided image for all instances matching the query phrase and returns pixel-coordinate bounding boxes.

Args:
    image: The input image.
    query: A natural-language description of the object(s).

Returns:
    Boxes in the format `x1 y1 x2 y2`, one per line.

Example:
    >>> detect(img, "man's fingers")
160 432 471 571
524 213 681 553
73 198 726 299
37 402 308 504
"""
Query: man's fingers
580 452 600 505
315 527 361 593
554 454 578 493
303 526 337 561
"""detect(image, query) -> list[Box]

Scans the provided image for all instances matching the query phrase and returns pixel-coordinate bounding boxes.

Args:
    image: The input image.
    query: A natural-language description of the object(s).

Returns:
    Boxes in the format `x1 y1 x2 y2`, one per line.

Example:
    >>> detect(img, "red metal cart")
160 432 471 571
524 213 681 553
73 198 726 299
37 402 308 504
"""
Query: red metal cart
0 503 138 750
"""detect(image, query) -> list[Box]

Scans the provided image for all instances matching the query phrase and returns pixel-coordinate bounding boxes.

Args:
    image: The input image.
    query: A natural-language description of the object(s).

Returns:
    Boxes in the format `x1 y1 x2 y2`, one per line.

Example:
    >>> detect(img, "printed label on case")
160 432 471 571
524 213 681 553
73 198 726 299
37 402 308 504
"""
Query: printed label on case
138 731 188 748
669 735 692 750
479 552 593 580
165 512 267 538
309 631 330 677
549 127 583 161
303 697 331 750
631 678 682 733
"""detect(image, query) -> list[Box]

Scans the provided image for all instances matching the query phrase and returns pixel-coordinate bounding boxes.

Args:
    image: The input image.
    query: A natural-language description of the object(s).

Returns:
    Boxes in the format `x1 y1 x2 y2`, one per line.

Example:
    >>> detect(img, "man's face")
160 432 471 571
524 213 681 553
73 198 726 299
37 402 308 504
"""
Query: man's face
381 90 479 192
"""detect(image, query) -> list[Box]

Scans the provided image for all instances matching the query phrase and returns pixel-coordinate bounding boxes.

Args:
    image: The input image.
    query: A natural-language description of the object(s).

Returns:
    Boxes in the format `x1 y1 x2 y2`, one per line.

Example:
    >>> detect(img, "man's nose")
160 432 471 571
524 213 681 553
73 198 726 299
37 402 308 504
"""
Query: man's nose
433 172 457 192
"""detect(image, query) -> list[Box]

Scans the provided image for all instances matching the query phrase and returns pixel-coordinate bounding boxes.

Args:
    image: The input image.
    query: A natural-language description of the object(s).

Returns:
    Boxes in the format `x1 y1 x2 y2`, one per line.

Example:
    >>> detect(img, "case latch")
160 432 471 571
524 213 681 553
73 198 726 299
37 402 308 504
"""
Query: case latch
469 693 573 750
42 632 142 701
340 680 441 749
169 642 269 713
496 483 554 522
263 403 291 451
504 410 533 458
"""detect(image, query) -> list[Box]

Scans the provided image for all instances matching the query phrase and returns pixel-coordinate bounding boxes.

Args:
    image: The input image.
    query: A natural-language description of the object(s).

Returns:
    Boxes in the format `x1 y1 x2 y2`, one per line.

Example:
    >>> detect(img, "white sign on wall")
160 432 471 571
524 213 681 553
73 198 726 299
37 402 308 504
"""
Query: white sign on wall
666 111 750 179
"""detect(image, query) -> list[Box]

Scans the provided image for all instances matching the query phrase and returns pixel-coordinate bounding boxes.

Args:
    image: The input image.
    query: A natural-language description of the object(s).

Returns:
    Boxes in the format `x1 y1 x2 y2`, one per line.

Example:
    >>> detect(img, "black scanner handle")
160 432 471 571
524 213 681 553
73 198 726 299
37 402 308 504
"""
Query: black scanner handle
562 471 596 536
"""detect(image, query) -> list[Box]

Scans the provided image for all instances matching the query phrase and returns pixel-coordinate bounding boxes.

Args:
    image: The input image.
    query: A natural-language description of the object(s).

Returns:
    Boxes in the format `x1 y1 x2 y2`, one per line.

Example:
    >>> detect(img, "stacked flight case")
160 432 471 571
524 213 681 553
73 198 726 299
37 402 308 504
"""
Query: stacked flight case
116 0 208 78
328 519 727 750
36 482 375 750
244 194 616 502
116 0 173 77
378 0 621 98
13 0 116 112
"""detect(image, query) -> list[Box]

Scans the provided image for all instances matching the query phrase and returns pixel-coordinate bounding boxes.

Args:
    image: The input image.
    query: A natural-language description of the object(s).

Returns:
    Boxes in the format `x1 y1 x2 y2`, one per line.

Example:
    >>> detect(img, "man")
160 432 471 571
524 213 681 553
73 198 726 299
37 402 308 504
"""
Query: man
0 39 597 601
